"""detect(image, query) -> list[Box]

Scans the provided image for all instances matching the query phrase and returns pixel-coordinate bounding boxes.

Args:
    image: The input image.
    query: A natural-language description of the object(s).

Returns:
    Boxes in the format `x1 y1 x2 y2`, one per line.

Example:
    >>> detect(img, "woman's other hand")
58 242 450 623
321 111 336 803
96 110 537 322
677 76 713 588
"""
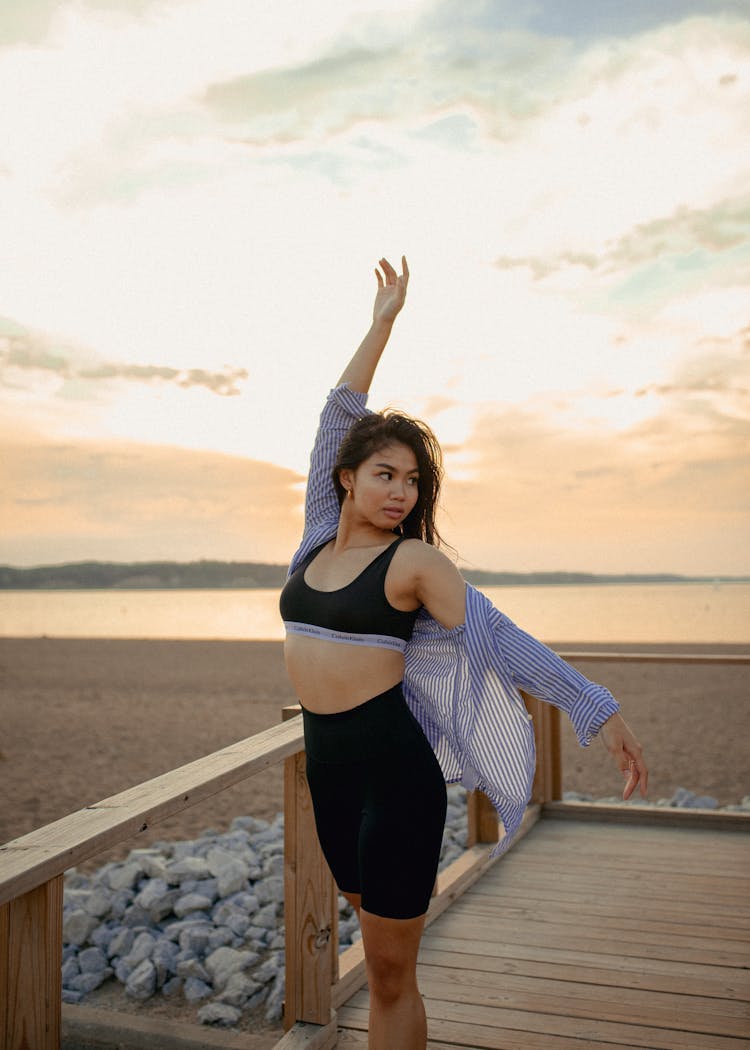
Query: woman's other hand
373 256 409 326
599 712 649 800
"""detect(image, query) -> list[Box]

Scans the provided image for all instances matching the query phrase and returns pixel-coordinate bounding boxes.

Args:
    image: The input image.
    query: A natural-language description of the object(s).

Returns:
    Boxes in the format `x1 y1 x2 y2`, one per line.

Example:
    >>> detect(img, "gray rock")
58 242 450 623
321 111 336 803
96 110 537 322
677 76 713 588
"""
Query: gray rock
62 989 84 1004
69 970 109 994
125 959 156 1000
109 889 135 920
207 848 249 898
123 931 156 967
166 856 212 883
61 956 80 985
252 958 281 985
82 886 113 918
246 988 269 1010
198 1002 241 1026
78 946 108 975
134 878 181 922
114 959 134 983
162 975 183 997
108 927 134 959
204 946 257 991
152 939 180 983
183 976 212 1002
208 926 235 951
265 972 285 1022
256 876 284 906
173 892 213 918
89 923 115 953
106 861 143 891
193 878 219 903
175 955 210 981
253 904 278 930
177 924 212 955
121 904 151 928
128 847 167 870
216 971 262 1007
63 909 98 947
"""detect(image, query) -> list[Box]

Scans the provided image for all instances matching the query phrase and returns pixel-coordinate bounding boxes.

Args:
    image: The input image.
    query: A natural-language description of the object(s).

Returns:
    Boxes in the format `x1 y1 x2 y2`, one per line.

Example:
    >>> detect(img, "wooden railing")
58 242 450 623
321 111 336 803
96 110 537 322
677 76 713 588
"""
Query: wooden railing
1 651 747 1049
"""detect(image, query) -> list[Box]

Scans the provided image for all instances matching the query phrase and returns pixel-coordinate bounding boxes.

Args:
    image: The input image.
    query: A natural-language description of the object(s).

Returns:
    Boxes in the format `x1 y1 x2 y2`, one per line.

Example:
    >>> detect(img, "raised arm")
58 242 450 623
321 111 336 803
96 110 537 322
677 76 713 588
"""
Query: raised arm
301 256 409 539
338 256 409 392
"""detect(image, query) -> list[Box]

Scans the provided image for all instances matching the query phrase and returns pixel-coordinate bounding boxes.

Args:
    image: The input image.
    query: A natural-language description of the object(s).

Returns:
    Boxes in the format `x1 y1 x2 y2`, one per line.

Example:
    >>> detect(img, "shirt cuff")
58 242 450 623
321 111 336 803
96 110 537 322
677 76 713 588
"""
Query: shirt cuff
569 684 620 747
326 383 370 419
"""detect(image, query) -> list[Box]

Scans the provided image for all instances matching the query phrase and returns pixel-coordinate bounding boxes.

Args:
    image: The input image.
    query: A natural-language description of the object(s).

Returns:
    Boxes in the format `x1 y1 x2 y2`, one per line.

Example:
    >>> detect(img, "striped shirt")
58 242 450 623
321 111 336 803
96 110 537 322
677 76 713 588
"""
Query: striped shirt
287 384 620 855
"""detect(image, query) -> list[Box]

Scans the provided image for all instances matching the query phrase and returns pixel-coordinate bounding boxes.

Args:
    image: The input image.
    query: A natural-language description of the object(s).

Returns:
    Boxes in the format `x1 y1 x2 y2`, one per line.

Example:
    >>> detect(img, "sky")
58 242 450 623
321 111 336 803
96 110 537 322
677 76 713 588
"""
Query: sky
1 0 749 574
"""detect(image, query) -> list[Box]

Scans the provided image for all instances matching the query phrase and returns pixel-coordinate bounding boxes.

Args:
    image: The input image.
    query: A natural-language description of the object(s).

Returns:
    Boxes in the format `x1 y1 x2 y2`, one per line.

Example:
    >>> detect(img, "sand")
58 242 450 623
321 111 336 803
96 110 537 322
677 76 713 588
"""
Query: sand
1 636 747 1038
2 637 748 853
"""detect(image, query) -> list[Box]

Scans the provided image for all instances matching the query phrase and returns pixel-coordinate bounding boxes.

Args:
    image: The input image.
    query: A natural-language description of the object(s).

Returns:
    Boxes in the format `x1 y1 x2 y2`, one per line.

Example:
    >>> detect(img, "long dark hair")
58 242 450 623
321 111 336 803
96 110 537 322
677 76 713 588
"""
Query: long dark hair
333 410 445 547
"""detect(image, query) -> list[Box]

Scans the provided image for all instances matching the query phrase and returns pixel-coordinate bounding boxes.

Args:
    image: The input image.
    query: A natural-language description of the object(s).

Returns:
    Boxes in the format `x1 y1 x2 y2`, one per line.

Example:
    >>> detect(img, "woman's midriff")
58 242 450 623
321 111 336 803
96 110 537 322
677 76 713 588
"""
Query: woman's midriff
283 634 406 714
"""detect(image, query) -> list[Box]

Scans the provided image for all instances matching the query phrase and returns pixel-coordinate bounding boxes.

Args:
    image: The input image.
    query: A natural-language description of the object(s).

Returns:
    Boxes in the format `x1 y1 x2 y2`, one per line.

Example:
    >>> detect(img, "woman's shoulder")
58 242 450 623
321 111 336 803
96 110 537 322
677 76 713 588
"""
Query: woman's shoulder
396 537 460 575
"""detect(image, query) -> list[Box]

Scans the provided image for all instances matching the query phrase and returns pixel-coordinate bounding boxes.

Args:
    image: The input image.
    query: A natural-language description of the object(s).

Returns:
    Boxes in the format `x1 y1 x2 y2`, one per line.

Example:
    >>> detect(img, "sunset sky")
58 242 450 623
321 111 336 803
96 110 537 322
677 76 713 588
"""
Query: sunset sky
1 0 748 574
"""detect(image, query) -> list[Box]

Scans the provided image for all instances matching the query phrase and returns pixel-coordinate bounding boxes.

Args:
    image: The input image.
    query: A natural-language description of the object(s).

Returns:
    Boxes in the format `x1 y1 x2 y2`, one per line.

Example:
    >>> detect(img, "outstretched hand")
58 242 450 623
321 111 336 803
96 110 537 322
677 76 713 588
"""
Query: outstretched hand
599 712 649 800
373 256 409 326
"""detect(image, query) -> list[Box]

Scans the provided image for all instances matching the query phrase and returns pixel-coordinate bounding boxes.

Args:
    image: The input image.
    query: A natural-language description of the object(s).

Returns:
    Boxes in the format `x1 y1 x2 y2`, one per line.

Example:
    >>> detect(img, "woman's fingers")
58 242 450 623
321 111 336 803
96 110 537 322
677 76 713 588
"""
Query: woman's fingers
601 713 648 800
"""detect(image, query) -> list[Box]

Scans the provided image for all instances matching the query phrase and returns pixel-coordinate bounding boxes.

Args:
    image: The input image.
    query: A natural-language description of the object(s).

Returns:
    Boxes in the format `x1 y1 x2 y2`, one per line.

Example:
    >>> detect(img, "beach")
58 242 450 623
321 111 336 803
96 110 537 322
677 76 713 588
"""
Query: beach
2 636 748 856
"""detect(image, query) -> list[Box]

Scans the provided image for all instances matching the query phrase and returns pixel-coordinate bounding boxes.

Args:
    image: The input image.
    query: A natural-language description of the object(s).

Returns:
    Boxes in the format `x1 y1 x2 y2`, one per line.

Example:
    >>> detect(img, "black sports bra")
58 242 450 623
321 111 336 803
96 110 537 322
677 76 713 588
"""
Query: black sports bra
279 538 420 653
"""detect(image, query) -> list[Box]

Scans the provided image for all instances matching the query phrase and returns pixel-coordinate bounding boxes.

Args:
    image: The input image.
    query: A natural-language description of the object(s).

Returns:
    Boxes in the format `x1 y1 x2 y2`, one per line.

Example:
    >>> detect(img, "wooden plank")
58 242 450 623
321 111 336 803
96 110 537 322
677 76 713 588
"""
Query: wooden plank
283 744 336 1028
342 994 750 1050
273 1012 338 1050
416 944 745 1001
422 932 750 1000
0 718 305 905
2 876 63 1050
450 895 750 938
429 912 749 967
469 866 750 906
542 801 750 832
337 1012 646 1050
412 967 750 1037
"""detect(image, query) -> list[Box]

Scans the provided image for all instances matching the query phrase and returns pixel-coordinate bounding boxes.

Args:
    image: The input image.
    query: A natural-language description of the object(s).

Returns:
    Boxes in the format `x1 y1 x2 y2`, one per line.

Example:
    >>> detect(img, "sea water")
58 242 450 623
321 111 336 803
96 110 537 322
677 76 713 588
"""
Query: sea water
0 582 748 643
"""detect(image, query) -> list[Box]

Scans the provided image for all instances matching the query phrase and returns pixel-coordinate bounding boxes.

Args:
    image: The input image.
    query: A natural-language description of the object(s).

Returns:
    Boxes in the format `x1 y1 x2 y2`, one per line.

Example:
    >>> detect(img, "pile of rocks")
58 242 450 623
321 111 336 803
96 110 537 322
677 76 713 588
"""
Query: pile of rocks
61 786 469 1027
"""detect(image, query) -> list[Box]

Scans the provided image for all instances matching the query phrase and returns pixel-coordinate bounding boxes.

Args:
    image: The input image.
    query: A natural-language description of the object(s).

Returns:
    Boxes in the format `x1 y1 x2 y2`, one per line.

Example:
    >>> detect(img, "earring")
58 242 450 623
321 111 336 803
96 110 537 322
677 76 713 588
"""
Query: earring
346 489 353 499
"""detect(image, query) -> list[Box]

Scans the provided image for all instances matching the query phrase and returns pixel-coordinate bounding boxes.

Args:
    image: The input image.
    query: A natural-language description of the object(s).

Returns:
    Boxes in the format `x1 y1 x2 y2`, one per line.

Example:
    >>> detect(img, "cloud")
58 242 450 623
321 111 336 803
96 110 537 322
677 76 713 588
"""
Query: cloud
494 195 750 279
0 428 304 566
442 331 750 575
0 319 248 396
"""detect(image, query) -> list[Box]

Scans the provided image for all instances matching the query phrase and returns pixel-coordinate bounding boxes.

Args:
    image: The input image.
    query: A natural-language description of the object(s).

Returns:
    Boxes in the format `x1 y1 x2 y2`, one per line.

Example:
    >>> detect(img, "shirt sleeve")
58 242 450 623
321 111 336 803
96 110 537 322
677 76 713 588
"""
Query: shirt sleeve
492 615 620 746
304 384 371 535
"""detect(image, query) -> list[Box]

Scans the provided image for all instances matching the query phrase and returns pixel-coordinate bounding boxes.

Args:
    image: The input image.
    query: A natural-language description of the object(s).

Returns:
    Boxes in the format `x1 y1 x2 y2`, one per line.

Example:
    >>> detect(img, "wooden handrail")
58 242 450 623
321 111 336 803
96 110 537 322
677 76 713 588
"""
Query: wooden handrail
0 719 305 907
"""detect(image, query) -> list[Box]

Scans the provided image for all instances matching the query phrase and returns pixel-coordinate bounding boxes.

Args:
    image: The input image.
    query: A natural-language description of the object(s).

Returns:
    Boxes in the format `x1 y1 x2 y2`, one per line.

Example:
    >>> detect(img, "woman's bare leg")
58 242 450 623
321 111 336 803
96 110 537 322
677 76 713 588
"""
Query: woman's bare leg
359 907 427 1050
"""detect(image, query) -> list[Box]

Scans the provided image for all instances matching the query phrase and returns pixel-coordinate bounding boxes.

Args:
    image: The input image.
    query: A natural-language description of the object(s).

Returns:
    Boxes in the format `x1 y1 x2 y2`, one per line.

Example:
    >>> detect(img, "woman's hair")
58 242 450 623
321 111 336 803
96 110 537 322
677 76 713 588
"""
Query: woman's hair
333 410 445 547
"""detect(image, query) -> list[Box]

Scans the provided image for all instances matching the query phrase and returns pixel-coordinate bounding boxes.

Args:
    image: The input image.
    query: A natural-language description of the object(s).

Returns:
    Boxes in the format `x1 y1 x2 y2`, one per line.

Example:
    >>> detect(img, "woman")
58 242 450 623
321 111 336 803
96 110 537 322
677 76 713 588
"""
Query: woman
280 256 648 1050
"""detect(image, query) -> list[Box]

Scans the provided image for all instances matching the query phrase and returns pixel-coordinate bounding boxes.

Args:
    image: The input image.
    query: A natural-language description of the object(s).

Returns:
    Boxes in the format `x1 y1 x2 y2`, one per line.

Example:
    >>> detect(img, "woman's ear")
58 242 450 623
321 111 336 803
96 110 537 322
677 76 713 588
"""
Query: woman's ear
339 468 354 493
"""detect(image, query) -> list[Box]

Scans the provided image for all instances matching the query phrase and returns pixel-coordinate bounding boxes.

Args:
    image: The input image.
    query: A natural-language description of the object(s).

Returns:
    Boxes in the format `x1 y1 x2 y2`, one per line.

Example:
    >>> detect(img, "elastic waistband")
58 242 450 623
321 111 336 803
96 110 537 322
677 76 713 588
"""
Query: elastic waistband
302 683 421 763
284 621 407 653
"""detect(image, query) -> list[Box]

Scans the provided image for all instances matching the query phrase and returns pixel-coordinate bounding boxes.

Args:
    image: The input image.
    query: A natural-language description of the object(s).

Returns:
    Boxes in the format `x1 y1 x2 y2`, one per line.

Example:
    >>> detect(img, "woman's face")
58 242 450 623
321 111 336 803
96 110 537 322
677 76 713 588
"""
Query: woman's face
342 442 419 531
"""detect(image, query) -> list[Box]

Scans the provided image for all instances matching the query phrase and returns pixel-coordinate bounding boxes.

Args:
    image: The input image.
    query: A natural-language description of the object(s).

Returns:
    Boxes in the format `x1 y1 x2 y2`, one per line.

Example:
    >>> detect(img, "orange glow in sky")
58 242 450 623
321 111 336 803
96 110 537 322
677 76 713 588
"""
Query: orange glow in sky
1 1 748 573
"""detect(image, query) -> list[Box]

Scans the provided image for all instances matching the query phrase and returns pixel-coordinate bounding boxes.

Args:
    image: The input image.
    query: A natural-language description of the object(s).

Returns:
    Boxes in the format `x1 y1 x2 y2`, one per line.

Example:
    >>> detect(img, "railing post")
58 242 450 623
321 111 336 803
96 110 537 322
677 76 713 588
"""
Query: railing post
466 790 499 847
1 874 63 1050
282 705 337 1032
521 691 562 804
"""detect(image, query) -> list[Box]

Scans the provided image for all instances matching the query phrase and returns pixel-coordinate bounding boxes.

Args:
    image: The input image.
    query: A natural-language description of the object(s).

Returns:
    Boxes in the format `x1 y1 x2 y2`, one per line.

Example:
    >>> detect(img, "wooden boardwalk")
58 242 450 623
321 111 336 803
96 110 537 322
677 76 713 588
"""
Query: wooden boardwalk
335 817 750 1049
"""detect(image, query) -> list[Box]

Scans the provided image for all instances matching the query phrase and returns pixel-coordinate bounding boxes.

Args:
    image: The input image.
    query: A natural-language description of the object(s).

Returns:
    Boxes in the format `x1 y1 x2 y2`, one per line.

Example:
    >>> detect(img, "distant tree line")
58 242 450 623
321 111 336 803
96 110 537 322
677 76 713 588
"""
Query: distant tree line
0 560 741 590
0 560 289 590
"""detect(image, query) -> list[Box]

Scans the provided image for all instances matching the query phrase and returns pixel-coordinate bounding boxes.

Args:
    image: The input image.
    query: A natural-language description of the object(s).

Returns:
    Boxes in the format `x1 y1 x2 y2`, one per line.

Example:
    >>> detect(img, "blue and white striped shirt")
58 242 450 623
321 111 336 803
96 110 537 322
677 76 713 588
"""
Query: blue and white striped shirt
287 384 620 855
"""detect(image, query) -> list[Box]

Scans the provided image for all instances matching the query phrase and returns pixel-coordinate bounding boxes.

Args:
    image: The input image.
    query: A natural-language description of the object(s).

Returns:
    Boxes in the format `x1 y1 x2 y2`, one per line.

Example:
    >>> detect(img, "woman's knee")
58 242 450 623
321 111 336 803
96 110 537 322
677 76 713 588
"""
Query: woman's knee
360 910 424 1004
